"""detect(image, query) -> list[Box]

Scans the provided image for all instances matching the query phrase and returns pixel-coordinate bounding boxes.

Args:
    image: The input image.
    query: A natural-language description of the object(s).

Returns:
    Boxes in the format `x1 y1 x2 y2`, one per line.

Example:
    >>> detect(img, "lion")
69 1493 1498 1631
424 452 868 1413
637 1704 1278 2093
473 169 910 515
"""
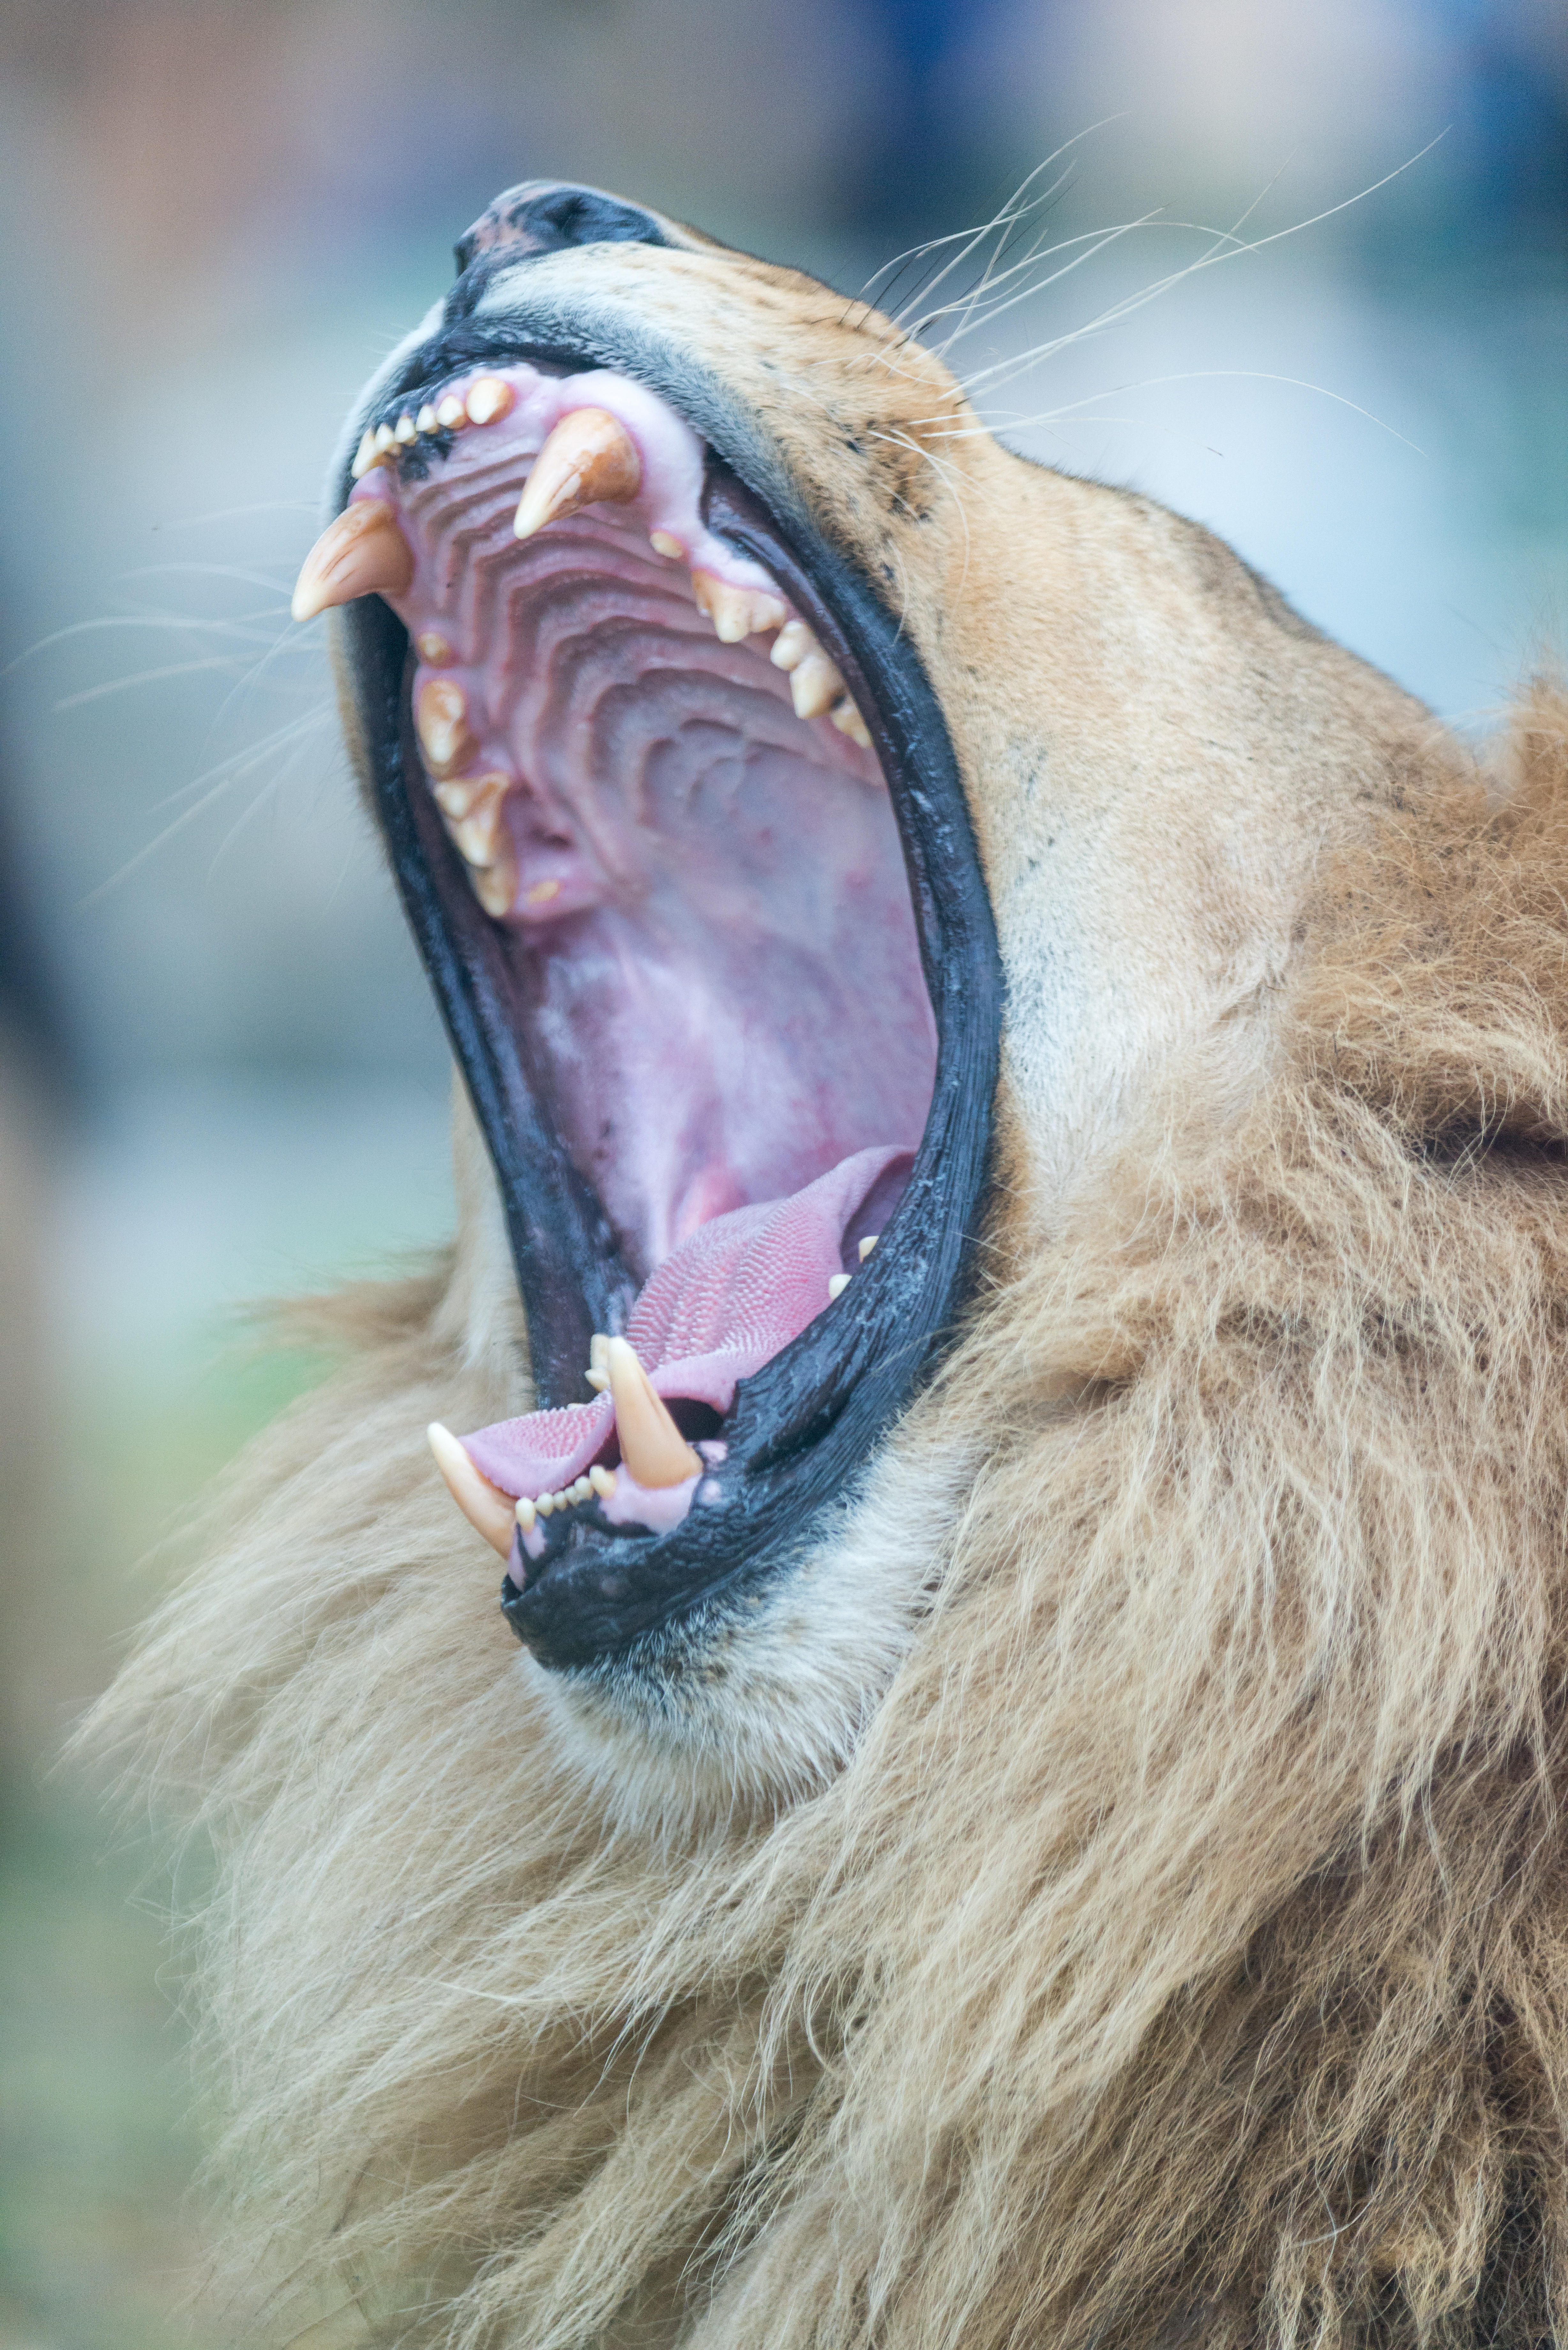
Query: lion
90 181 1568 2350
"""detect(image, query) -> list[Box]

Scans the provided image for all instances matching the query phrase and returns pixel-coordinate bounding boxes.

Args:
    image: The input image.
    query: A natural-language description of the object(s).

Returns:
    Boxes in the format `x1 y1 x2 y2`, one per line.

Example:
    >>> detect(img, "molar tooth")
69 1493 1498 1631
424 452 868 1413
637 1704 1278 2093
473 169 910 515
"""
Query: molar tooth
790 649 845 722
514 408 642 541
435 394 467 430
590 1464 616 1498
649 531 683 560
831 696 872 748
516 1496 536 1534
426 1423 514 1557
604 1337 702 1489
770 618 817 673
394 414 418 445
415 676 476 778
416 630 455 666
827 1272 852 1301
416 404 438 435
691 570 788 645
291 498 414 622
524 878 562 907
442 773 508 865
471 860 516 918
858 1234 879 1262
465 375 514 426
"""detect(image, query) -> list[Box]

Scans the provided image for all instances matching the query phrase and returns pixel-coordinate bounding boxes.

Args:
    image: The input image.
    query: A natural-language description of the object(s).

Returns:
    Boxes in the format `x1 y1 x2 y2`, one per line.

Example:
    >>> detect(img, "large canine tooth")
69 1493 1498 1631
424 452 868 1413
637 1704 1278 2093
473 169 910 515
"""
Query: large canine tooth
514 409 642 540
291 499 414 622
604 1338 702 1488
427 1423 515 1557
691 570 788 644
416 677 476 778
590 1464 617 1498
789 649 845 722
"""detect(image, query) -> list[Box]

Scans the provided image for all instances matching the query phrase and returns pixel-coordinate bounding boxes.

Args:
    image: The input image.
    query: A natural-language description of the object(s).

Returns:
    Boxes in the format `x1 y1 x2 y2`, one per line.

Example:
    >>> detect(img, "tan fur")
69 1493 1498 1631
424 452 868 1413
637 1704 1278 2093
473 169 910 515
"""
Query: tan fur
87 212 1568 2349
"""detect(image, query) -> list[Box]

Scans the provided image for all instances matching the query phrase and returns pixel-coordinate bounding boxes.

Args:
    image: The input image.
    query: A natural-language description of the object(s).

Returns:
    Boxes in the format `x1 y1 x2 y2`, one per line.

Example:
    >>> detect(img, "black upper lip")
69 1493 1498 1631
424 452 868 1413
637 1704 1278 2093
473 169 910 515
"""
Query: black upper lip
337 300 1003 1672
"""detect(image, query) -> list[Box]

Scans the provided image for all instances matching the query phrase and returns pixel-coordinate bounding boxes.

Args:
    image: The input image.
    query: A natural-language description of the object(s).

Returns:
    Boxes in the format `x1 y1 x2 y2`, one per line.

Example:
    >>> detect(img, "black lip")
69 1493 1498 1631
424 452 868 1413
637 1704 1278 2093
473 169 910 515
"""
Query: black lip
337 293 1002 1672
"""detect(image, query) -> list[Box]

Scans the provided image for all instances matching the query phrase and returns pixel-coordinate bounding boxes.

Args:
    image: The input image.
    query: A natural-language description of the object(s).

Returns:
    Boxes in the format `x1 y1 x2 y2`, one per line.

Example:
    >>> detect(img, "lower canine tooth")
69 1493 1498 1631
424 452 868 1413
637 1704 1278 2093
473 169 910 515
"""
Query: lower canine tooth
790 650 844 722
604 1337 702 1488
427 1423 515 1557
514 407 642 540
590 1464 616 1498
291 498 414 622
691 570 788 644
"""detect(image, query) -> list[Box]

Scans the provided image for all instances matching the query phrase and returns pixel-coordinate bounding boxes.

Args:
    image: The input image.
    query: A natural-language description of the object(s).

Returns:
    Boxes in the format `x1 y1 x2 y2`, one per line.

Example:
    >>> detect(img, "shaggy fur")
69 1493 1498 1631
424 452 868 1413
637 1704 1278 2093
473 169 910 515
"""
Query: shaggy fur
88 204 1568 2350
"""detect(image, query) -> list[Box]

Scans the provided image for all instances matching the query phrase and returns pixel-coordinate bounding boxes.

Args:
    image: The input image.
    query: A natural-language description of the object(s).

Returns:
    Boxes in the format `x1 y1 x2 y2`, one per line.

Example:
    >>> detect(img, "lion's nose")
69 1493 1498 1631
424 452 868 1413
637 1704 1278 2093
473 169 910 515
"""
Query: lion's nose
454 180 669 276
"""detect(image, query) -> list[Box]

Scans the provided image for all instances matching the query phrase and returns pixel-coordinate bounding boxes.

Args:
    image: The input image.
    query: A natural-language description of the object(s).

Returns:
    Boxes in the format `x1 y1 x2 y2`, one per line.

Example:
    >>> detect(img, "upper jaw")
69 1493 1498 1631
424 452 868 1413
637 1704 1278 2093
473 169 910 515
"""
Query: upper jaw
332 272 1003 1672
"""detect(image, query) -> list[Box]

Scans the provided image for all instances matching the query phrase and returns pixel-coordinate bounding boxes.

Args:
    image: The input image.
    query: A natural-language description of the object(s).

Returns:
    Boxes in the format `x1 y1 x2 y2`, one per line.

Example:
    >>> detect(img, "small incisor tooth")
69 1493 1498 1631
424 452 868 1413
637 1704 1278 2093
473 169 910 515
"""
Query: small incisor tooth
858 1234 879 1261
291 498 414 622
827 1272 852 1301
415 677 476 778
427 1423 515 1557
516 1495 537 1534
604 1337 702 1489
514 408 642 540
789 649 845 722
465 375 513 425
691 570 788 644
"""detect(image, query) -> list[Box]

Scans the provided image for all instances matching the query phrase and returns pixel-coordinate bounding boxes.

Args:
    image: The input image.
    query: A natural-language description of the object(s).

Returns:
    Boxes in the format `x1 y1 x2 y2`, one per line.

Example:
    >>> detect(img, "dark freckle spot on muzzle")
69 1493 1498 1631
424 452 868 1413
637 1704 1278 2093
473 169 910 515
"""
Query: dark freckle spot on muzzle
454 180 671 277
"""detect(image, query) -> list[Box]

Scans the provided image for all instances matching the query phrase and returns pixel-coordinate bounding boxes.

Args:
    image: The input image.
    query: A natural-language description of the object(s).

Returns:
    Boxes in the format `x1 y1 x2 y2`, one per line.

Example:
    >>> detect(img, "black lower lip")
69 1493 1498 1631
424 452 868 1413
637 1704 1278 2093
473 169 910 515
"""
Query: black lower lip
338 340 1002 1672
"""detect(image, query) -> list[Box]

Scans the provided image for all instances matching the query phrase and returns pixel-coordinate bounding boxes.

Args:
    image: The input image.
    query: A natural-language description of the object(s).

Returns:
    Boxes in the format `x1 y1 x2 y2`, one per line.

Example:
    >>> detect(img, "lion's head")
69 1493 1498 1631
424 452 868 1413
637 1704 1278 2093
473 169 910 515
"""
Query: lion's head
96 185 1568 2350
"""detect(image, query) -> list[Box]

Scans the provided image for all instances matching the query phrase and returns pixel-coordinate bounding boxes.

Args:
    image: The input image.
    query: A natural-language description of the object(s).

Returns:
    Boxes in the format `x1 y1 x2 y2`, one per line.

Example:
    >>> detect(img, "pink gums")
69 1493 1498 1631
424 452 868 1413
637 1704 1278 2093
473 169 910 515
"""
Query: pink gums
373 365 936 1537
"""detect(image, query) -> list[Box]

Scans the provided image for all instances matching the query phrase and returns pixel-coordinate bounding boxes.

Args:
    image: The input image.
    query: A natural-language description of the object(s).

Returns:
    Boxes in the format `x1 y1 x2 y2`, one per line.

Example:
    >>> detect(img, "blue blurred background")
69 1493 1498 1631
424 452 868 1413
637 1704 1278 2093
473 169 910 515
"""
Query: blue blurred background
0 2 1563 2340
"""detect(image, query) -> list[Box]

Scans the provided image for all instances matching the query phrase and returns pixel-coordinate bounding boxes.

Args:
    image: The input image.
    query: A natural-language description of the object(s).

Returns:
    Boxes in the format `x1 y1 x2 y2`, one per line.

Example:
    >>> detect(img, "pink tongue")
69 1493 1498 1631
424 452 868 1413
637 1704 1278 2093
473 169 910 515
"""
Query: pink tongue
462 1145 910 1499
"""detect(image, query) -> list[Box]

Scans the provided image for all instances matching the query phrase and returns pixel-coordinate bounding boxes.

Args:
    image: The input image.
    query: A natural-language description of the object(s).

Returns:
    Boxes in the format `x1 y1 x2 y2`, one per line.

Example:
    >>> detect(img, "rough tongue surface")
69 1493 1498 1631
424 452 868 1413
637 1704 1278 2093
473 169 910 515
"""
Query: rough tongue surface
464 1144 910 1499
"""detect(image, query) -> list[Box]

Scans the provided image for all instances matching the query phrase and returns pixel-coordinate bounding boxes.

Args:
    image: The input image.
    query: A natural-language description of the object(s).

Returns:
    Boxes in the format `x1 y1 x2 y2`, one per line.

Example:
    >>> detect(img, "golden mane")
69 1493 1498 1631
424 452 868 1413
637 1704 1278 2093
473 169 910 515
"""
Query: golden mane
92 684 1568 2348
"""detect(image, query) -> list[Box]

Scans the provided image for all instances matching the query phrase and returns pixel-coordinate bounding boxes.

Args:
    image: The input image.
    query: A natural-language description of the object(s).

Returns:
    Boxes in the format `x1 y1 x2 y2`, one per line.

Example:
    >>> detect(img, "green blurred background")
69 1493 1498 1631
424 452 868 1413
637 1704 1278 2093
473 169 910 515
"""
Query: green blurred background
0 0 1563 2339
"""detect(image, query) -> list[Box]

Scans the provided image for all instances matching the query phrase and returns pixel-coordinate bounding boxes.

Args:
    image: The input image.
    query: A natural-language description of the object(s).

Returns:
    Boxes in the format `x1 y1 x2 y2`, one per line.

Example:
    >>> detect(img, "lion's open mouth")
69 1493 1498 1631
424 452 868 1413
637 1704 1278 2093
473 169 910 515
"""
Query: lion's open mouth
320 277 999 1670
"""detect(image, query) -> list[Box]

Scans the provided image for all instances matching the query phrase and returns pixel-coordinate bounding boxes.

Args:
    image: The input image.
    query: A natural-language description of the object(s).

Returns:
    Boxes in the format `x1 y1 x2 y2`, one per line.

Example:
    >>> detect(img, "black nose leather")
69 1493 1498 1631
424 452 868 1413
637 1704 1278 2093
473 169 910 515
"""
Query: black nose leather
455 181 670 276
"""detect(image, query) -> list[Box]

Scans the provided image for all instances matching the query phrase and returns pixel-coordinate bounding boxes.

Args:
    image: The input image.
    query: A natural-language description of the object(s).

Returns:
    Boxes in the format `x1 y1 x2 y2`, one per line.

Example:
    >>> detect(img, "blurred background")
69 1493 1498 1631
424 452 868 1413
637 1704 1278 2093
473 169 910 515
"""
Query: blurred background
0 0 1563 2339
